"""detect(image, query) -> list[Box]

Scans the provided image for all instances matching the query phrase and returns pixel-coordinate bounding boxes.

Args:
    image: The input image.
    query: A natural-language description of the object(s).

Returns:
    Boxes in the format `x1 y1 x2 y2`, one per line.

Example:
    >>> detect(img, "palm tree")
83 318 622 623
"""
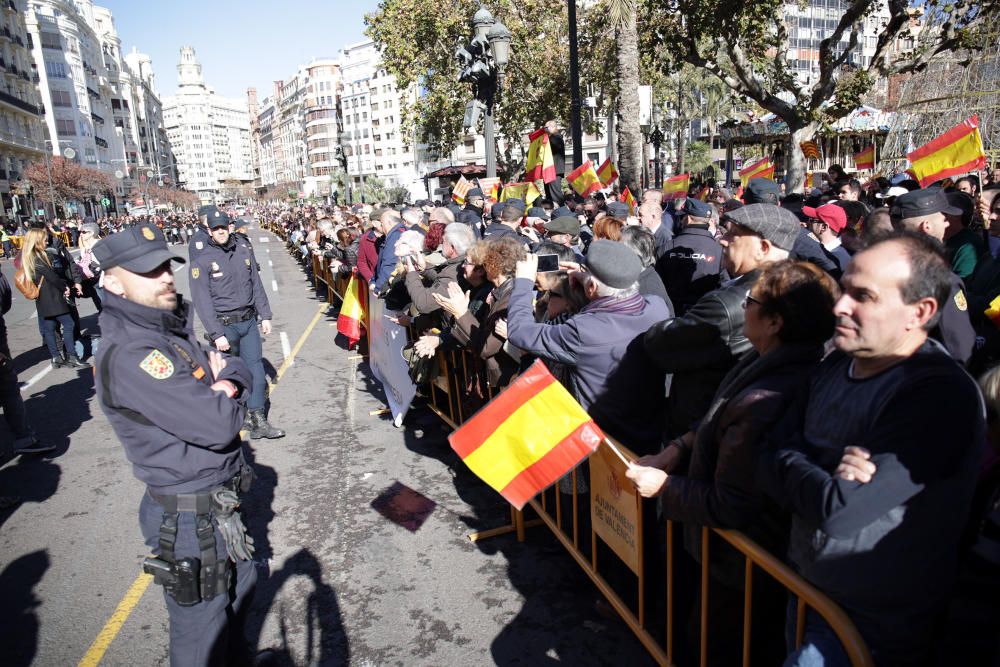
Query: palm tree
606 0 642 193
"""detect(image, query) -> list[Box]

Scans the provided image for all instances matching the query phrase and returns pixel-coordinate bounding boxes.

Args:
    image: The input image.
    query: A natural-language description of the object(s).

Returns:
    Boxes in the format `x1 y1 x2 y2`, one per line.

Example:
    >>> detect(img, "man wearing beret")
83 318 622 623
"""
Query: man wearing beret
656 197 723 316
506 240 672 455
645 203 800 439
890 188 975 363
743 178 838 275
93 223 258 666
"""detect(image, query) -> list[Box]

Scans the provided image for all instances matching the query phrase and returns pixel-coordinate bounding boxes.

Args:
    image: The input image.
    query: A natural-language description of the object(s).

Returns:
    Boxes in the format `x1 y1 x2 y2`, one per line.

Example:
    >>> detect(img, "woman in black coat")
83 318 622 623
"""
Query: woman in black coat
21 228 88 369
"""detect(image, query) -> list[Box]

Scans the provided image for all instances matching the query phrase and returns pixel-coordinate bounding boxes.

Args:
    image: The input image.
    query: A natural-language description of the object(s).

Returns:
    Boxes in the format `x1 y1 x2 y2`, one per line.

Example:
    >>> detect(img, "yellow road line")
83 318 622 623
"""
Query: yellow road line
77 574 152 667
77 301 328 666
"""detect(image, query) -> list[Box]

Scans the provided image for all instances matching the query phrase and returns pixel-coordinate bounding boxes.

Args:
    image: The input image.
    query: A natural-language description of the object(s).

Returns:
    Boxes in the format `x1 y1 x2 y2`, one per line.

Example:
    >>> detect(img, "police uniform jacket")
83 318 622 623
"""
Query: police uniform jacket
188 226 211 261
95 291 251 495
655 225 723 316
483 222 531 245
933 273 975 364
189 236 272 341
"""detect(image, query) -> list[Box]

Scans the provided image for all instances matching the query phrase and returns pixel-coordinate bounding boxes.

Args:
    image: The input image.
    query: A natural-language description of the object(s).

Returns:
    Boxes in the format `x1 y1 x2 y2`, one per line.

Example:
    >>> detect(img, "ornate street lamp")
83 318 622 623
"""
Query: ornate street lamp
456 7 513 179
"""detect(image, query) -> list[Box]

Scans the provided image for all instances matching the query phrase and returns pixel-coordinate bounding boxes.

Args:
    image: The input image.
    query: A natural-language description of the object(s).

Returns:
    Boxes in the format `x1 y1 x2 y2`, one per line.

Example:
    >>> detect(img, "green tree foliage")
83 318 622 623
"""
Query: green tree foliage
684 141 715 178
641 0 998 191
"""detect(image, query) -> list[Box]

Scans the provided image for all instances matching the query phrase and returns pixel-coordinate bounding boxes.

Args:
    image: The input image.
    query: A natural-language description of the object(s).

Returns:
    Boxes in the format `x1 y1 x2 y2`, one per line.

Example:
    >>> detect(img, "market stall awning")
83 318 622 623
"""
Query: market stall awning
425 164 488 179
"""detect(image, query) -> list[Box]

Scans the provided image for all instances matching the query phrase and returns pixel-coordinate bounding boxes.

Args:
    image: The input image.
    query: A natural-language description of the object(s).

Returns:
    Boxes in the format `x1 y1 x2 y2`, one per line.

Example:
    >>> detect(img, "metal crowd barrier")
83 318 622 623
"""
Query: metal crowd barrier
267 218 873 666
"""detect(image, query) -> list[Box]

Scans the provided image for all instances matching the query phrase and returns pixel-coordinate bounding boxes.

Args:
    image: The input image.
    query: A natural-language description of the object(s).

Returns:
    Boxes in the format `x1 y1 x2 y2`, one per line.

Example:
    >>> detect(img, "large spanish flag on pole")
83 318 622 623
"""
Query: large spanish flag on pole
567 160 603 197
501 181 542 206
907 115 987 188
449 360 605 510
739 157 775 186
853 145 875 171
337 271 366 348
663 173 690 200
525 128 557 184
596 158 619 186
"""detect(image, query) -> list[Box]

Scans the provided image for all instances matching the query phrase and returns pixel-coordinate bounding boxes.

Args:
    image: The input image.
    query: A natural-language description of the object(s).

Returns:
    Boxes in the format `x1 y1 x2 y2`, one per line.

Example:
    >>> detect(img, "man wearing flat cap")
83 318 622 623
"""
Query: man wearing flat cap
506 240 672 455
656 197 723 315
93 223 258 666
890 188 975 363
484 200 531 246
646 203 800 438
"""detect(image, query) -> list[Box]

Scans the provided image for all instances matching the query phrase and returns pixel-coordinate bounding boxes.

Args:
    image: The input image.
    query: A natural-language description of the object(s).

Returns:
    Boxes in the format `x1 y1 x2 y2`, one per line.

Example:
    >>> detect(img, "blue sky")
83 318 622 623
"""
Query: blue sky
99 0 381 101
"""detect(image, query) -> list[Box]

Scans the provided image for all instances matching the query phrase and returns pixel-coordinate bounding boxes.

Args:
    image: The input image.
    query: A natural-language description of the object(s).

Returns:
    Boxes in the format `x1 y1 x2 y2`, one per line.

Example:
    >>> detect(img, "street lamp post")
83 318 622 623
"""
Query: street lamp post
456 7 512 180
567 0 583 170
650 124 665 188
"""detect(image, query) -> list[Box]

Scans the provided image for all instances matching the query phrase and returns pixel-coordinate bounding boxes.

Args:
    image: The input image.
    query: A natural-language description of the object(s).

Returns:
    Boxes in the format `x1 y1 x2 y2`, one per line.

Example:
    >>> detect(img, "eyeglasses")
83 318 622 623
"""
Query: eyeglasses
743 294 762 309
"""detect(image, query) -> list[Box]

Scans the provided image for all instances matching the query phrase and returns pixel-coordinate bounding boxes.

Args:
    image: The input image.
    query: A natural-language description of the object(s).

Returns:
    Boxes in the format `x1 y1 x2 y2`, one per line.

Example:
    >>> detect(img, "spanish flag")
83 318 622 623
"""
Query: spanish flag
663 173 689 200
985 294 1000 329
479 177 501 202
567 160 602 197
622 186 637 214
337 271 366 348
449 360 604 510
452 175 472 205
596 158 619 186
501 181 542 206
525 128 557 184
907 115 987 188
854 146 875 171
800 140 821 160
739 157 775 186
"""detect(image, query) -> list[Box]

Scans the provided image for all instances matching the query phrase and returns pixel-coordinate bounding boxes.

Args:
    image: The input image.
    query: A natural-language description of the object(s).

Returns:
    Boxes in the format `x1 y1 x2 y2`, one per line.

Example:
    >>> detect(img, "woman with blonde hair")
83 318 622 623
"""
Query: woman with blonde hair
21 228 88 369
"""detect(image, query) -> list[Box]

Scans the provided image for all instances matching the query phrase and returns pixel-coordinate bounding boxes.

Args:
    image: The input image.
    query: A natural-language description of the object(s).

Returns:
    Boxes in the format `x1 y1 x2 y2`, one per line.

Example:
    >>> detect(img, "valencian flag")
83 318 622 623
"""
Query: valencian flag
525 128 557 184
739 156 775 185
854 146 875 171
596 158 619 186
567 160 603 197
478 177 501 202
449 360 605 510
907 115 987 187
800 140 821 160
663 173 689 200
621 186 637 214
501 182 542 206
452 175 472 205
337 271 366 348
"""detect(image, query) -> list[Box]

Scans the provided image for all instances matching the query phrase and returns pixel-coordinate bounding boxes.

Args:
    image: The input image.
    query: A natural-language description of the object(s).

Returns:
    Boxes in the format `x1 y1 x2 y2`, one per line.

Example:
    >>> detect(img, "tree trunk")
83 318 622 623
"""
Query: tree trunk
615 11 642 193
785 121 819 194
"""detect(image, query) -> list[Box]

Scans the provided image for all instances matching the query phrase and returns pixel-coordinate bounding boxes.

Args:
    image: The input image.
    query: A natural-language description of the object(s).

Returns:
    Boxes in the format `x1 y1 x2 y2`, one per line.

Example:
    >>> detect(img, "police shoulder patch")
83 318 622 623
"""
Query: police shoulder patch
195 241 204 249
245 258 251 267
140 350 174 379
191 267 200 279
955 290 968 312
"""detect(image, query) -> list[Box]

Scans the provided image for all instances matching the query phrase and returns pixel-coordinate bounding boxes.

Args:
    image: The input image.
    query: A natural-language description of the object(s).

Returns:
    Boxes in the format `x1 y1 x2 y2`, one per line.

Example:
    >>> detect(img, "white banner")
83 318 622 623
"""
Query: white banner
368 297 417 427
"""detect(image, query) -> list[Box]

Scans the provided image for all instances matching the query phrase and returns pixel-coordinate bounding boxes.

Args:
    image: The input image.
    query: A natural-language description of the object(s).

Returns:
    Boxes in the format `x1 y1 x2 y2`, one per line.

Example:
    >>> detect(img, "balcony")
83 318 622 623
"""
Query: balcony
0 27 9 41
14 35 22 47
94 136 108 148
0 89 39 115
86 86 99 100
91 111 103 124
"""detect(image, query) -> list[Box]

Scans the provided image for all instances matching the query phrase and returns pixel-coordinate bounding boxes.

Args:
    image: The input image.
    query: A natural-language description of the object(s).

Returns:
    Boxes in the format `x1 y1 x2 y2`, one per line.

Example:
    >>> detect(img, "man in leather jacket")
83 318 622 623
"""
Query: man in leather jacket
645 204 802 437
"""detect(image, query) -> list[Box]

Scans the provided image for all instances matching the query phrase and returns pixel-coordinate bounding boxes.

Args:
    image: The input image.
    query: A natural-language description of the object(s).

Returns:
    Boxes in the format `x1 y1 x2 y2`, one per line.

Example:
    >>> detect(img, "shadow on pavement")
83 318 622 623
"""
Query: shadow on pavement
0 458 61 531
22 368 94 456
245 548 350 667
0 549 49 667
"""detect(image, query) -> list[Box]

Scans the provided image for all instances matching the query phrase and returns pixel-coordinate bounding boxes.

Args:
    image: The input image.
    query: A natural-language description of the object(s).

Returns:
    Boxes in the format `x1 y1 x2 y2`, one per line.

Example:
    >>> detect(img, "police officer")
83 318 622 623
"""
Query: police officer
92 223 257 666
189 205 216 262
189 211 285 439
655 198 723 316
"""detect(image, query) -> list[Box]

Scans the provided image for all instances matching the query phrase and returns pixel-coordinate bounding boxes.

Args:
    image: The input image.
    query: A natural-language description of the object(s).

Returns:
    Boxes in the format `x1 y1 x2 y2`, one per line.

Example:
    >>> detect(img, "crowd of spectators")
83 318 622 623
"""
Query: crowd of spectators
258 166 1000 665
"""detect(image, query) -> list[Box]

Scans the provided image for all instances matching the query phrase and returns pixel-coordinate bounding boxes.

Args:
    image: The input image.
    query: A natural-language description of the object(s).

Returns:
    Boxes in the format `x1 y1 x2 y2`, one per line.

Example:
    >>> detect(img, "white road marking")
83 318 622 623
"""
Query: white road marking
267 260 272 267
20 365 52 393
258 237 269 243
280 331 291 362
271 279 278 292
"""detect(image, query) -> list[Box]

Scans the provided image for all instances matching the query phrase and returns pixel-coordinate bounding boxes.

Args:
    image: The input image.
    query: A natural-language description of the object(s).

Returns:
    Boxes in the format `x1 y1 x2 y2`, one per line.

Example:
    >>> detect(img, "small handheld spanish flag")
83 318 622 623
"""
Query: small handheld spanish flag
337 271 366 348
907 115 986 188
449 360 605 510
596 158 619 186
621 186 637 214
853 146 875 171
566 160 603 197
663 173 689 200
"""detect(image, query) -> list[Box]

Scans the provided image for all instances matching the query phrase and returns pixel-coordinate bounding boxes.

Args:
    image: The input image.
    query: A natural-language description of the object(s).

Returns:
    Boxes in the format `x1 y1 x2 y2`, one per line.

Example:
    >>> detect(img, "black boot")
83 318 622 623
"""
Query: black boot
50 357 66 369
63 355 90 370
248 409 285 439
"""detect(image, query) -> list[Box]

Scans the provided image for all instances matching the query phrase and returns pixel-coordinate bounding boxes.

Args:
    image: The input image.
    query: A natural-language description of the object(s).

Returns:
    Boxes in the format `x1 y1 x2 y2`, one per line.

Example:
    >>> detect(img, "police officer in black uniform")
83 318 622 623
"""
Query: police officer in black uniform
189 205 216 262
93 223 258 666
655 198 723 315
189 211 285 439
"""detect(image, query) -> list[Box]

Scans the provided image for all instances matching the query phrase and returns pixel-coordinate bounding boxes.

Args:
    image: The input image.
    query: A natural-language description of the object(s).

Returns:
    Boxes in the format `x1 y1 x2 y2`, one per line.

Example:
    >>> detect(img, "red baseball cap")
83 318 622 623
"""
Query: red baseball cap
802 203 847 234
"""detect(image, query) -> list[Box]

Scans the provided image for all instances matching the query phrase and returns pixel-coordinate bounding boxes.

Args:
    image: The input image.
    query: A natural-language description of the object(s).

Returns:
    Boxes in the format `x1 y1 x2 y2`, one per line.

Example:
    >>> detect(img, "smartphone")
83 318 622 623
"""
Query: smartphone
537 253 560 273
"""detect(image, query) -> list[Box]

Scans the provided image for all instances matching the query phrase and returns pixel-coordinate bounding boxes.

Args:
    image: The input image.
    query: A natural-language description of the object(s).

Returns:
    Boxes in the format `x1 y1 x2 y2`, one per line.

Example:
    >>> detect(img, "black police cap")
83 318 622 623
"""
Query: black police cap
93 223 185 273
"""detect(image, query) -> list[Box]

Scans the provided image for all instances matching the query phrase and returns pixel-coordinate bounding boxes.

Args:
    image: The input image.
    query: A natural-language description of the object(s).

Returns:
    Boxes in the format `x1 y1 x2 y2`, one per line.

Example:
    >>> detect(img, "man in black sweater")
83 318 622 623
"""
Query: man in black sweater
761 232 985 665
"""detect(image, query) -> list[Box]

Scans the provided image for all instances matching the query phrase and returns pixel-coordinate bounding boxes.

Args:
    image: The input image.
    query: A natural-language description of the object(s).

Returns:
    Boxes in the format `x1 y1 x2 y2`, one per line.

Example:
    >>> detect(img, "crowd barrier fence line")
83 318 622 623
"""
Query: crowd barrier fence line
269 216 874 667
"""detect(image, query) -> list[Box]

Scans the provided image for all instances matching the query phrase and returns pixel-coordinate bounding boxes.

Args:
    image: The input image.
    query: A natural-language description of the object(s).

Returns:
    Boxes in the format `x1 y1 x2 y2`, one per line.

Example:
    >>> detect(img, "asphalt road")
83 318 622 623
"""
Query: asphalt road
0 220 655 666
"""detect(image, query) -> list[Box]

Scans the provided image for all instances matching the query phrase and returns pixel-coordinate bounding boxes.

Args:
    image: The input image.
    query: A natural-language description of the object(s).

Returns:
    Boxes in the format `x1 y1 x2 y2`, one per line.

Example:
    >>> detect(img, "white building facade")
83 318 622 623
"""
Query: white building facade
163 46 251 202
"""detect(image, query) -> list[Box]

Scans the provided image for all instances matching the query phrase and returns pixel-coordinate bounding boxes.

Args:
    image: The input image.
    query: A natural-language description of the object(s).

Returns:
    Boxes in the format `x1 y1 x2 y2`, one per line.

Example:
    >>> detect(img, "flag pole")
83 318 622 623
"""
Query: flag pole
604 438 633 467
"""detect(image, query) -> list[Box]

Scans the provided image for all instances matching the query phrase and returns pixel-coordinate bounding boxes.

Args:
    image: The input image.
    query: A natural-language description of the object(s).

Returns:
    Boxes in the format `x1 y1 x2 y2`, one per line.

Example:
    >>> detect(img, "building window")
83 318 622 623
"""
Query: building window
40 32 62 50
55 118 75 136
51 89 72 107
45 61 68 78
464 139 475 154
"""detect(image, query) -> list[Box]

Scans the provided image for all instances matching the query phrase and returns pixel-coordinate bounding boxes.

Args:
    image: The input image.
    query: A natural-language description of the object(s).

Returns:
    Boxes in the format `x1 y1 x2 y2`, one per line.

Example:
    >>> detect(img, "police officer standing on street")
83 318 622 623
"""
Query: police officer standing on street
189 205 216 262
93 223 258 666
189 211 285 439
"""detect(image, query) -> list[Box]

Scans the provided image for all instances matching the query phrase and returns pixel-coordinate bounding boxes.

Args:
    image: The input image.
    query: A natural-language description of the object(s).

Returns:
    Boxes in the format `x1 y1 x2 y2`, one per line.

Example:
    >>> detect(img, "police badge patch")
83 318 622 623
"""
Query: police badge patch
196 241 204 249
245 258 251 267
954 290 968 312
139 350 174 379
142 227 155 240
191 268 200 279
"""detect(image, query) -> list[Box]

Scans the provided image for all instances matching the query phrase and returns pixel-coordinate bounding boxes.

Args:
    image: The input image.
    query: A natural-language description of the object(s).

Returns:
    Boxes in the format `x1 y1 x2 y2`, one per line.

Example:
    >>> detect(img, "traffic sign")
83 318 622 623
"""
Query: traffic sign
101 198 110 206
